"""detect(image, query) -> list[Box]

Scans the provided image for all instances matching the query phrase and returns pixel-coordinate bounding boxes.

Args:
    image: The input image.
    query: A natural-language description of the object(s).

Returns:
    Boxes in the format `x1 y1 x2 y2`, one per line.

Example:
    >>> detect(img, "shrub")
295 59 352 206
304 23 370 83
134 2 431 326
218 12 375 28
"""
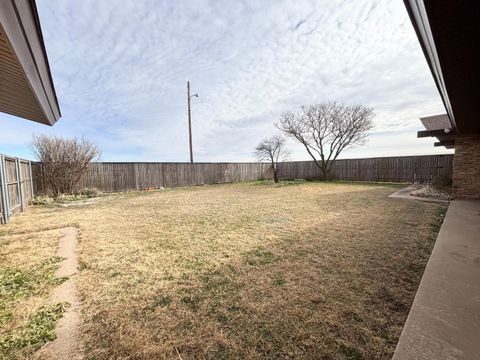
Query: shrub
30 188 101 206
32 135 100 197
75 187 102 198
30 195 54 206
431 171 452 192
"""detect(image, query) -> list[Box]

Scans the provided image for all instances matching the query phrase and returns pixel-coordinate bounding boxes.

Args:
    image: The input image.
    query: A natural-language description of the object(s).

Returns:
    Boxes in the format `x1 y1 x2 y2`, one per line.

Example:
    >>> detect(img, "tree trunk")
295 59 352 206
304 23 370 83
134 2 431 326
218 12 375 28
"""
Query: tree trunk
315 161 328 181
273 168 279 184
271 162 280 184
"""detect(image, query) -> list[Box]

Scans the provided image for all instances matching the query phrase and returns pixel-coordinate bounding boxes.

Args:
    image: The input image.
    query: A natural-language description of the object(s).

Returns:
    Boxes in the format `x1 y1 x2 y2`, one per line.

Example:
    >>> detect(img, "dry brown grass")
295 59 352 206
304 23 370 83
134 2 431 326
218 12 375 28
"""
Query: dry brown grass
1 181 447 359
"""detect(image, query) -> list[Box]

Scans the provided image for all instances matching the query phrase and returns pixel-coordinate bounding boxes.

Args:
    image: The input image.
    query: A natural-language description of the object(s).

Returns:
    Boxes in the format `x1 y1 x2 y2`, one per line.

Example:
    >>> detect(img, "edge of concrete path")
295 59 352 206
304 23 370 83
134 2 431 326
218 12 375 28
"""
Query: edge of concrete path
393 200 480 360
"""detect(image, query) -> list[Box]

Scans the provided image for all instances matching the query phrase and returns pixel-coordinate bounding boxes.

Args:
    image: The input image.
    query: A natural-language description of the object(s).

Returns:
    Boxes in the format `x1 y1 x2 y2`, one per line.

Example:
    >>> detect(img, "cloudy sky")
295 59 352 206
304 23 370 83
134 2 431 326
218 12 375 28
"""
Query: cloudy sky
0 0 452 162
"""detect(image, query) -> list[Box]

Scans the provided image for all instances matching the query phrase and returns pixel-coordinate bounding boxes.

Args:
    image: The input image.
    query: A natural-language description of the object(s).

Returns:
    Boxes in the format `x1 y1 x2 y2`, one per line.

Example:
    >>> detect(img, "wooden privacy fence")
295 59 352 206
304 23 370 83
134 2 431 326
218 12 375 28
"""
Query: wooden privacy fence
277 154 454 183
32 154 453 194
33 162 273 194
0 154 34 224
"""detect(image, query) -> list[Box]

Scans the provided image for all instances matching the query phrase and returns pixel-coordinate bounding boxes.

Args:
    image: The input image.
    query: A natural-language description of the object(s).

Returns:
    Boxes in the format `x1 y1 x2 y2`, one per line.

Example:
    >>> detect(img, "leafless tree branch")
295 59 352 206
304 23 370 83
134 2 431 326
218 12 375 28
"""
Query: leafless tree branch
254 135 289 184
277 101 374 179
32 135 101 197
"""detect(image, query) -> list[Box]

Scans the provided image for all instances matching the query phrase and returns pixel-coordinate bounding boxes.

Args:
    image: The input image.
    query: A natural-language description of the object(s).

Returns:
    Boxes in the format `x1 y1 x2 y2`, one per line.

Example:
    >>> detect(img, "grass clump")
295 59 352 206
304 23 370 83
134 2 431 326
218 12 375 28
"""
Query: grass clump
0 269 32 297
0 257 64 303
0 303 67 358
74 187 102 198
153 295 172 308
340 345 364 360
271 276 286 286
31 187 102 206
30 195 54 206
244 247 277 266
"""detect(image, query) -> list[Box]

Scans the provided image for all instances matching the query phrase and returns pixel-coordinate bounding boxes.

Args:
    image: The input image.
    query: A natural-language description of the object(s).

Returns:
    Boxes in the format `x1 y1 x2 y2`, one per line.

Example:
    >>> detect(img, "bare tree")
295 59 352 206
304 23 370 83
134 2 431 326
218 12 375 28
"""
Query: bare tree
32 135 100 197
277 102 374 179
255 135 289 184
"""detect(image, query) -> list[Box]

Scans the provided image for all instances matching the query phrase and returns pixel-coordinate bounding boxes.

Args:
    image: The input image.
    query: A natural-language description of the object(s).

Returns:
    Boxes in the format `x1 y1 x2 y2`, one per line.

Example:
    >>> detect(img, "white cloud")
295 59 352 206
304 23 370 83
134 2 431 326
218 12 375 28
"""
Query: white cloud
0 0 451 162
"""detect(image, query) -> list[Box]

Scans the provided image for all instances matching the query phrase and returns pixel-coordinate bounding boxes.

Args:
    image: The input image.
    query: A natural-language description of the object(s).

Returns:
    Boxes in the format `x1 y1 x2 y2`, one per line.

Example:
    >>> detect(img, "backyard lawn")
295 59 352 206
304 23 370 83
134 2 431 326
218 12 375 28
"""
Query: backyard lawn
0 181 446 359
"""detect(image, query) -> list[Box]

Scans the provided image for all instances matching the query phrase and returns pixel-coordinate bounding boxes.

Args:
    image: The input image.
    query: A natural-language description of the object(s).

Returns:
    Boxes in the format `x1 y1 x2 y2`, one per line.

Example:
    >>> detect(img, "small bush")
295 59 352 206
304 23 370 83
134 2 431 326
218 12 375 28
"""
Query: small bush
30 195 54 206
32 135 100 197
431 172 452 192
30 188 101 206
75 187 102 198
305 176 322 182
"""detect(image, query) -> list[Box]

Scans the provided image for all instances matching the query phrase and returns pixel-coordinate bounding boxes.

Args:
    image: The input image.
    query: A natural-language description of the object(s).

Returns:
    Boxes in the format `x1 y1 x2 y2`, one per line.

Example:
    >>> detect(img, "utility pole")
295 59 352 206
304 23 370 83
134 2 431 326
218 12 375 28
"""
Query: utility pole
187 81 195 163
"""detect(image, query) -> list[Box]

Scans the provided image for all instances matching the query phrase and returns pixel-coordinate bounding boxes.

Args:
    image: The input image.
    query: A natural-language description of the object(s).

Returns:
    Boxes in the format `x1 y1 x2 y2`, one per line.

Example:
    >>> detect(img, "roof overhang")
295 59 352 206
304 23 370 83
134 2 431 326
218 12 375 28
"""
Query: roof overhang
404 0 480 135
417 114 456 149
0 0 60 125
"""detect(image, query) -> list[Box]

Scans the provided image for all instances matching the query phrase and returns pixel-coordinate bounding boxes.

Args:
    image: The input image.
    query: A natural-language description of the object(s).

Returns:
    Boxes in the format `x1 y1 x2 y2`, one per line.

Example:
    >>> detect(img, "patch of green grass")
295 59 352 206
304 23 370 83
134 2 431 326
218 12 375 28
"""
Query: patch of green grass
272 276 286 286
258 325 275 342
180 295 200 311
30 189 102 206
249 178 408 190
0 269 33 299
185 260 205 271
0 257 64 303
340 345 364 360
153 295 172 308
109 271 121 278
78 260 90 272
226 304 244 313
0 303 67 357
249 179 306 187
311 179 407 187
343 310 363 323
30 195 55 206
430 206 447 235
0 258 69 357
0 311 12 326
244 247 277 266
277 180 306 187
200 268 239 294
76 187 102 198
207 343 230 360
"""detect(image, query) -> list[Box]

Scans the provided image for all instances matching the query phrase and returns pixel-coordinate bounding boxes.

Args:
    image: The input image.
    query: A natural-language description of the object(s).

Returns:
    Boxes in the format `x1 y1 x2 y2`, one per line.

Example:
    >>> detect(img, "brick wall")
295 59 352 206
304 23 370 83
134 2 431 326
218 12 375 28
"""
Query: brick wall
452 133 480 199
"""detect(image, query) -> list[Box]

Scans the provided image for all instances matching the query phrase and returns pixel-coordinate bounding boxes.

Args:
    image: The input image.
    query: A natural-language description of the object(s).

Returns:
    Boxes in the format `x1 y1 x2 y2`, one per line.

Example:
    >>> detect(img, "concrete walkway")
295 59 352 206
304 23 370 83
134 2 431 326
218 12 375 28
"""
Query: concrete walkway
41 227 83 359
393 200 480 360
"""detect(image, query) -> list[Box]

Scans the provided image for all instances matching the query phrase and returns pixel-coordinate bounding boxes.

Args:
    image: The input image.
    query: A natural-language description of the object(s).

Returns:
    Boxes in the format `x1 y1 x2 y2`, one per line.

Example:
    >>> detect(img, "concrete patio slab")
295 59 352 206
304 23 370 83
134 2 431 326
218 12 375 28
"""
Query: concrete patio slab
389 185 450 204
393 200 480 360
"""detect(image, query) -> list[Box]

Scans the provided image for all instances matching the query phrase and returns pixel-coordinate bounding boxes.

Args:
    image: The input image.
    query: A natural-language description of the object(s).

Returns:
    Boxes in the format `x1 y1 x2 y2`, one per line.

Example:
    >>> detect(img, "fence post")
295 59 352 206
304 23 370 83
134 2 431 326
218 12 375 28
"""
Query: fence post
15 158 25 212
0 155 10 224
134 163 139 190
28 161 34 198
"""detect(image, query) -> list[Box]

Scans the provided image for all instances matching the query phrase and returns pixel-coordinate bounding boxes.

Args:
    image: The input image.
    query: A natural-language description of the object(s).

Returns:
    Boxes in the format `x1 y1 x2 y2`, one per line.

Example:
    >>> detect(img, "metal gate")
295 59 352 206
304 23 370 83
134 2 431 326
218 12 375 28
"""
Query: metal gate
0 154 34 224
